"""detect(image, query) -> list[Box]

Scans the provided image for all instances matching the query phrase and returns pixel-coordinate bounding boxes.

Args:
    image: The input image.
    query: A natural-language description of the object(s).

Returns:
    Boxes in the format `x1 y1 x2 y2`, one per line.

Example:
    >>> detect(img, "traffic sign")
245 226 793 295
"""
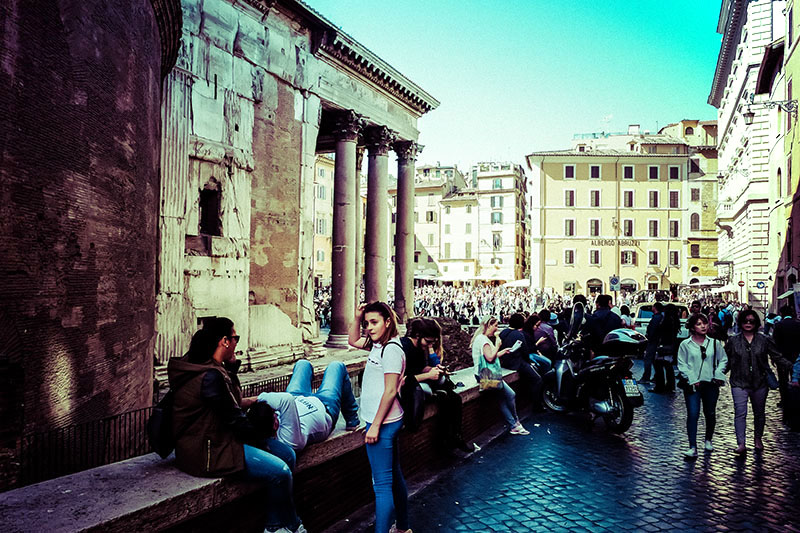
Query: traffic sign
756 281 766 289
609 275 620 292
738 280 745 287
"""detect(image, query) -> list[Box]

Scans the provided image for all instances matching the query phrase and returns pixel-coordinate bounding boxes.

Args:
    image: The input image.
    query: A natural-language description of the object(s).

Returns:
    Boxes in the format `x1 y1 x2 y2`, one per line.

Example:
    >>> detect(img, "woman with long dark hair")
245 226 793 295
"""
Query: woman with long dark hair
349 302 411 533
676 313 727 459
724 309 792 454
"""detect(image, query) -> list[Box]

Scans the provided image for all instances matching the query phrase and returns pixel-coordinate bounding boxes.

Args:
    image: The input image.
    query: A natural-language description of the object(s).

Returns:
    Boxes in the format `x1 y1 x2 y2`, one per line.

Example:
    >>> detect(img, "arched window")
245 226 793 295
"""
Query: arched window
690 213 700 231
685 127 694 135
778 169 783 197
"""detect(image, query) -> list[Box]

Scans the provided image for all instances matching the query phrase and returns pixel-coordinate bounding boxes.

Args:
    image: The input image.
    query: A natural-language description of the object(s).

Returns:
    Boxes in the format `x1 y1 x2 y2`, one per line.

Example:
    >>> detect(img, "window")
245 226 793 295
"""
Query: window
649 190 659 208
466 205 472 214
428 193 435 206
669 166 680 180
317 185 326 199
427 234 434 246
648 166 659 180
690 213 700 231
491 212 503 224
691 188 700 202
464 265 469 272
564 249 575 265
414 211 419 223
623 190 634 207
691 244 700 258
445 206 451 214
690 159 701 173
465 242 472 259
491 196 504 208
564 165 575 179
316 249 324 262
443 266 448 272
589 249 600 265
444 243 451 259
426 211 435 222
444 224 451 234
565 219 575 236
621 250 637 265
493 178 502 189
315 218 327 235
670 250 679 266
427 255 433 262
669 220 679 238
391 213 396 223
590 165 601 179
590 190 601 207
669 190 679 208
414 252 420 263
648 250 659 266
648 220 659 238
199 183 222 236
590 219 600 237
466 223 472 234
623 219 634 237
493 233 502 251
623 166 634 180
565 190 575 207
685 127 694 136
318 168 325 177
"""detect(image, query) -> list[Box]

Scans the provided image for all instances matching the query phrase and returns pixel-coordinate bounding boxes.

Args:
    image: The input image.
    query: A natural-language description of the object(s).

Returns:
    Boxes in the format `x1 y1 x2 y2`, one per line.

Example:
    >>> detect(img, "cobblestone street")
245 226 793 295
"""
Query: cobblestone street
403 363 800 533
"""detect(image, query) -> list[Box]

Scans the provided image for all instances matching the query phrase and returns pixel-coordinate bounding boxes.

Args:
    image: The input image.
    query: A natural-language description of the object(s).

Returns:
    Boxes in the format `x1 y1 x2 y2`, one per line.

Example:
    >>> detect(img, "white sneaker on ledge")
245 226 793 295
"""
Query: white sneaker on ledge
510 423 529 435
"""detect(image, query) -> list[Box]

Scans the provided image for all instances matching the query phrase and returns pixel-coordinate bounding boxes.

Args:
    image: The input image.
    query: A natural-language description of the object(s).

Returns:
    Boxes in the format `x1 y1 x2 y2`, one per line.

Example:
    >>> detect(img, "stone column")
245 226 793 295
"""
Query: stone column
365 126 397 303
326 110 364 348
355 146 365 306
393 141 422 323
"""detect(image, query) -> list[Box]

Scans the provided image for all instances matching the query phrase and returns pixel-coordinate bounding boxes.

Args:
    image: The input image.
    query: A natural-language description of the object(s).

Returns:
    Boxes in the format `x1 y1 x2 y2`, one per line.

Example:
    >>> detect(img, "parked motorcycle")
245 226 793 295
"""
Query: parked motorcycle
533 303 646 433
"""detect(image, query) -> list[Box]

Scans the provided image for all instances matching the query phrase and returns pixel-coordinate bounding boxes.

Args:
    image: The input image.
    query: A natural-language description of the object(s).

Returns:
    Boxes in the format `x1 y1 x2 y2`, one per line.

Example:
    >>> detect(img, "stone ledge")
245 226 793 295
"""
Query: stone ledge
0 366 519 533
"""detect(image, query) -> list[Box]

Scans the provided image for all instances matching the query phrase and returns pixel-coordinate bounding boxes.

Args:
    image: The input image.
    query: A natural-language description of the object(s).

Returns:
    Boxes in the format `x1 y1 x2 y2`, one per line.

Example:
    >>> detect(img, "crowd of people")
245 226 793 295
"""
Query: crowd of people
171 288 800 533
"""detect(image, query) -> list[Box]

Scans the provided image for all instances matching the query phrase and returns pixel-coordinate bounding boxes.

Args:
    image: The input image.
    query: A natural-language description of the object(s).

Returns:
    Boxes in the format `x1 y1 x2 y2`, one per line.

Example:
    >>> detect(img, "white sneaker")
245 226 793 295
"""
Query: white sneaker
265 525 306 533
510 423 529 435
683 447 698 458
704 440 714 452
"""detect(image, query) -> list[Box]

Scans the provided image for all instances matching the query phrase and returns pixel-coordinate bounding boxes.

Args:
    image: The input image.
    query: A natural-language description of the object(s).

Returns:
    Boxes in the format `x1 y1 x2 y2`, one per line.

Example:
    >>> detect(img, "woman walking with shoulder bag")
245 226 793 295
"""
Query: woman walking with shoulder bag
676 313 728 459
724 309 793 455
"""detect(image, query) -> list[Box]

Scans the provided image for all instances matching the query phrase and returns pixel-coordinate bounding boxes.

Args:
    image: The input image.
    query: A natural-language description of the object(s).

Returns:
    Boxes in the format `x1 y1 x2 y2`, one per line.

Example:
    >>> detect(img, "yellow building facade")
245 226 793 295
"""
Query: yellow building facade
527 138 693 297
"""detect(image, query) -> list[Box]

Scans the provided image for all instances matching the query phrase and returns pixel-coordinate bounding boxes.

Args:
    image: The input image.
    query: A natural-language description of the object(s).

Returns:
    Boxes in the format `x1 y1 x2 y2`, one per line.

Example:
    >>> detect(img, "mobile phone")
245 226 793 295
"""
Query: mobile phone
511 340 523 352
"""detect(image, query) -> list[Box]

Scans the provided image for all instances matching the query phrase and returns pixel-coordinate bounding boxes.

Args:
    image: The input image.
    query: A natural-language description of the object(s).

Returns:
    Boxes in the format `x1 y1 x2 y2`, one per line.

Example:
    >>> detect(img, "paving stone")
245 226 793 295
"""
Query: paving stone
382 361 799 532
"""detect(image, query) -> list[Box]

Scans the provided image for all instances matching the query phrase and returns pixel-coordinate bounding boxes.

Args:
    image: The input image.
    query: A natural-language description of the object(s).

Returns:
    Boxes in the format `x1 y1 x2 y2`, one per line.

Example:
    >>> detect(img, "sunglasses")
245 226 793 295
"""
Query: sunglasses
699 345 707 361
742 319 756 325
229 335 241 342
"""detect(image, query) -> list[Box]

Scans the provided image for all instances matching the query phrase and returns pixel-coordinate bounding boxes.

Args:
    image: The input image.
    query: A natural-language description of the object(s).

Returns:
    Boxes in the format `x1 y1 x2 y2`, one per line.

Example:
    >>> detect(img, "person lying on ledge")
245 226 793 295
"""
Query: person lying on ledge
255 359 361 452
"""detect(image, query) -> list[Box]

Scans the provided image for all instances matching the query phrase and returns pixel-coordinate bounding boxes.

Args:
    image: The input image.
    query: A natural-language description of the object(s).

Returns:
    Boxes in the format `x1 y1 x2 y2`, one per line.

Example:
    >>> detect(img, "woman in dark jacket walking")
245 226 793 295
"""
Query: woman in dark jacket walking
724 309 793 455
652 303 680 393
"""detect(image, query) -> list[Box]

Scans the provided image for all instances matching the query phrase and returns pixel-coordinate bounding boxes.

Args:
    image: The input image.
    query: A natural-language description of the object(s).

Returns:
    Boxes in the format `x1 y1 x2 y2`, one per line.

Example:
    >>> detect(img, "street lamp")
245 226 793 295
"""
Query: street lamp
743 92 798 125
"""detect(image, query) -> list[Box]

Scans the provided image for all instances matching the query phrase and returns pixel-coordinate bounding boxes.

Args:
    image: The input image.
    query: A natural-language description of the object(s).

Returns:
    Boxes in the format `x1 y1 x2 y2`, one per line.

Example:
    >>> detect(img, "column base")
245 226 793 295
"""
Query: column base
324 333 351 349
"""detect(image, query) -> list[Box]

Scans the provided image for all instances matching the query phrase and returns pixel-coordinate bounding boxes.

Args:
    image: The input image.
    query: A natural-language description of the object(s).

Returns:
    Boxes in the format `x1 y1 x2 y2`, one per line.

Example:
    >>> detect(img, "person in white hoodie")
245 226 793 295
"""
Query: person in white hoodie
676 313 728 459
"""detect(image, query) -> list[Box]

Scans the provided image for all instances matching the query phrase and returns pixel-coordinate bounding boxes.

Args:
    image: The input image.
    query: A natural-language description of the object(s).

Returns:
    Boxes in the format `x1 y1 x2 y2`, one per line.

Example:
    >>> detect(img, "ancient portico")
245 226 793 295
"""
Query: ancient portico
155 0 439 363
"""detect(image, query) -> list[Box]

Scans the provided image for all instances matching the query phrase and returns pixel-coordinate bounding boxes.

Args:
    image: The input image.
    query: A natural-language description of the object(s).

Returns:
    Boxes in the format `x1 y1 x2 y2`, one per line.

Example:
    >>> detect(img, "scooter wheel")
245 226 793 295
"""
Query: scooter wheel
603 388 634 433
542 380 568 412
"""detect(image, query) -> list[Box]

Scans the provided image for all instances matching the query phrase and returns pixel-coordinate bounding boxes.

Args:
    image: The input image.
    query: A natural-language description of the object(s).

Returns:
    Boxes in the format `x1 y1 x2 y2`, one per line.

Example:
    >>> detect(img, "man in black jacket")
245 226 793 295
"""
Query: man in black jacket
772 305 800 419
641 302 664 383
581 294 622 355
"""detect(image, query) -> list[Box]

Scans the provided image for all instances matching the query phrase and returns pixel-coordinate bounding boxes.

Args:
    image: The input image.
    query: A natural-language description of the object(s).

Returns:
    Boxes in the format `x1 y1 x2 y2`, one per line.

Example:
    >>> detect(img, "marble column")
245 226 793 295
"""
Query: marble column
326 110 364 349
355 146 365 306
393 140 422 323
365 126 397 303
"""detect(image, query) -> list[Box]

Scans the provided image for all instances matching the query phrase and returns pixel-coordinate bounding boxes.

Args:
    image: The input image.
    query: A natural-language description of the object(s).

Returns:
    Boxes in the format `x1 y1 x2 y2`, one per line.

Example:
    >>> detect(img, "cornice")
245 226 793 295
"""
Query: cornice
149 0 183 79
709 0 746 107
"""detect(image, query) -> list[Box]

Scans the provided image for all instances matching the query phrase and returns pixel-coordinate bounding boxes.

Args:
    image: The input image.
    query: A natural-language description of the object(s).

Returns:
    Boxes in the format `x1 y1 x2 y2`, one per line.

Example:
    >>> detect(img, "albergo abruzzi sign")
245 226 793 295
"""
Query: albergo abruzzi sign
590 239 641 247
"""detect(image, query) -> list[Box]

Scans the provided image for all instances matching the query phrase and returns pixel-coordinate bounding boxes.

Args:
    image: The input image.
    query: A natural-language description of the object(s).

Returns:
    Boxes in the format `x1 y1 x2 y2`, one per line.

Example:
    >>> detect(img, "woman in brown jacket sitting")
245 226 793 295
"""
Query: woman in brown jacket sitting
168 318 306 533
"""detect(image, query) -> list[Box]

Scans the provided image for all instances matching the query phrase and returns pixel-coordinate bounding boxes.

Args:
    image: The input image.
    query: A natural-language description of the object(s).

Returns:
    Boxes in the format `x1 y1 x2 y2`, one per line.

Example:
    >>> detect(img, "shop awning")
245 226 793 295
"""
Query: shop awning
711 283 737 294
778 289 794 299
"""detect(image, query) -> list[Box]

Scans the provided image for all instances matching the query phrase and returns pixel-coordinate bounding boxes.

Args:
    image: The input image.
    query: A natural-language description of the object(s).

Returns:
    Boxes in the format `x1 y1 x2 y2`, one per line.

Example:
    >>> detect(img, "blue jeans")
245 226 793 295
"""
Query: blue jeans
476 375 519 427
683 382 720 448
243 439 300 531
286 359 360 428
642 343 657 381
364 419 408 533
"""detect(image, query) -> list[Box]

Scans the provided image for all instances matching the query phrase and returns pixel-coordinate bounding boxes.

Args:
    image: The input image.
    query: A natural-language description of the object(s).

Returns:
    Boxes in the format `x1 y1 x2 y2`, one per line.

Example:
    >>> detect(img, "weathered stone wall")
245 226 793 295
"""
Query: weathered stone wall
0 0 163 487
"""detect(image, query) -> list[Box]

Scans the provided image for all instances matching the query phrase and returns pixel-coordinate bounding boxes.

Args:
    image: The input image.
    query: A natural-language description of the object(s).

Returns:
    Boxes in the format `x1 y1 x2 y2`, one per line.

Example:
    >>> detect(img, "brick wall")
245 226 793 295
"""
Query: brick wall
0 0 163 489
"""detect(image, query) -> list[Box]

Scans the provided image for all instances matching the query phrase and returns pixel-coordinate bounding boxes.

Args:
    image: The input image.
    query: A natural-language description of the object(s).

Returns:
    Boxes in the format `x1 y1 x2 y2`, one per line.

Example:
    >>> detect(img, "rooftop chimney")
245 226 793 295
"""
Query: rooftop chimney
628 124 641 135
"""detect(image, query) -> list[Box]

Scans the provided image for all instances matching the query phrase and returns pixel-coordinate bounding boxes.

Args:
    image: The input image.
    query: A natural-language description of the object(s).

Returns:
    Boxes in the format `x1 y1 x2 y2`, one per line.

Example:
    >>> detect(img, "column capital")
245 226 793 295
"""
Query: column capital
394 140 423 162
365 126 398 156
333 109 365 142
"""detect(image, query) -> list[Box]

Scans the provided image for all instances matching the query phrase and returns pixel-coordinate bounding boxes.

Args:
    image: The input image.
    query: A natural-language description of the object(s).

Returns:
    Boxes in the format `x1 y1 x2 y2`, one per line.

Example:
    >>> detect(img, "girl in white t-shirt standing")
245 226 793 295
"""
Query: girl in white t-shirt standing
349 301 410 533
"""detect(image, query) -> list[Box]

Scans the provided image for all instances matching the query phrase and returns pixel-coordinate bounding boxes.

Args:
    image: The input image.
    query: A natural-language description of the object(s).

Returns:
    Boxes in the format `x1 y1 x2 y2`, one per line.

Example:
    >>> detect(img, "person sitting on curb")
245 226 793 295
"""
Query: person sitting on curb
402 317 472 452
168 318 306 533
256 359 361 452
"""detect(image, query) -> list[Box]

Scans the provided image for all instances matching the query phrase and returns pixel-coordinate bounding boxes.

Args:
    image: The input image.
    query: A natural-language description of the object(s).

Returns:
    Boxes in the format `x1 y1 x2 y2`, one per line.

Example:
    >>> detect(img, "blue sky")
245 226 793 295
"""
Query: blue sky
309 0 723 171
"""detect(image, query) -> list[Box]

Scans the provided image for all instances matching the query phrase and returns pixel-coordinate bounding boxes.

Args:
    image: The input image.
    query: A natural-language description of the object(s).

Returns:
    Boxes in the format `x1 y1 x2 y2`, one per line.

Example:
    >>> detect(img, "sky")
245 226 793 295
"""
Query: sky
308 0 724 171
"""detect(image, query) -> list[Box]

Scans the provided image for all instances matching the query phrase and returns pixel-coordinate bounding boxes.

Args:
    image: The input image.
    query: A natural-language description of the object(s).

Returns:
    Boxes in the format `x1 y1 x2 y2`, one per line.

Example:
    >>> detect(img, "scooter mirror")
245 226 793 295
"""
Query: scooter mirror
569 302 584 339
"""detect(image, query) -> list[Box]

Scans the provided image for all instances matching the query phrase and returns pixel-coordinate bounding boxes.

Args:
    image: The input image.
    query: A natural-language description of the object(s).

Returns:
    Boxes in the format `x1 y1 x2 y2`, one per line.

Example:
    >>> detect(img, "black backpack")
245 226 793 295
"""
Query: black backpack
147 390 176 459
382 341 426 432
